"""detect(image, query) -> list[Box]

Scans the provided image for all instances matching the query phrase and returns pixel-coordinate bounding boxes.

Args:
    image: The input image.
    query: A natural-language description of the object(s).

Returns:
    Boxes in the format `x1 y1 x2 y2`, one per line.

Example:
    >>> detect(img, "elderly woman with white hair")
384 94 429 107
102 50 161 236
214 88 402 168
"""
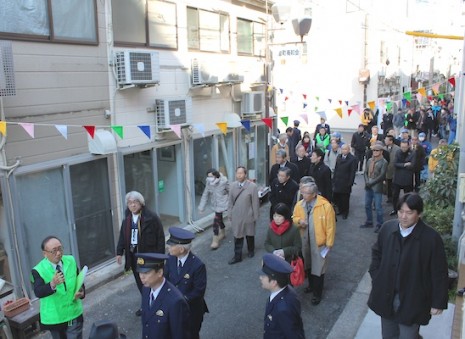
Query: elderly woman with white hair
116 191 165 316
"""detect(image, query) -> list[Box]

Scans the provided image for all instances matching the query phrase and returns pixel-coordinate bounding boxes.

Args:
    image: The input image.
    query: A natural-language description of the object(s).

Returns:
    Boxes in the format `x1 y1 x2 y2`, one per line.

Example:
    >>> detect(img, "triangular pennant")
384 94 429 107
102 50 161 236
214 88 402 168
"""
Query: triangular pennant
348 108 353 116
402 98 407 107
451 91 455 97
338 100 342 105
169 124 182 138
403 92 412 101
316 111 327 120
448 77 455 87
416 93 422 102
280 117 289 126
267 85 273 92
193 123 206 137
302 94 307 100
418 87 426 97
386 102 392 111
406 100 411 107
83 125 96 138
19 123 34 138
0 121 6 136
335 108 343 118
262 118 273 129
284 96 289 101
55 125 68 140
345 101 349 106
111 125 124 139
300 114 308 124
240 120 251 132
279 88 284 94
351 104 360 114
138 125 151 139
432 83 440 95
315 96 319 101
368 101 375 111
438 93 444 100
303 103 307 109
216 122 228 135
314 107 318 111
328 98 332 104
427 96 433 101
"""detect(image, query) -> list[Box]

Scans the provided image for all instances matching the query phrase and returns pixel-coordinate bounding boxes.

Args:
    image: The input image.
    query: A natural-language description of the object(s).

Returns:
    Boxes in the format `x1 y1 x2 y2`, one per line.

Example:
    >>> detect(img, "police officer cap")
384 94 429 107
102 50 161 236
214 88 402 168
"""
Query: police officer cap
136 253 169 273
261 254 293 279
166 227 195 246
293 120 300 126
418 132 426 138
89 320 126 339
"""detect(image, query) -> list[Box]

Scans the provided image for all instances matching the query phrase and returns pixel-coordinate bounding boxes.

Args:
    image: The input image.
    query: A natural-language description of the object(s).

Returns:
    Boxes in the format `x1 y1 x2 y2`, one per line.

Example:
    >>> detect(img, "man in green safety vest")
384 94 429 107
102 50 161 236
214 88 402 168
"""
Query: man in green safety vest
31 236 85 339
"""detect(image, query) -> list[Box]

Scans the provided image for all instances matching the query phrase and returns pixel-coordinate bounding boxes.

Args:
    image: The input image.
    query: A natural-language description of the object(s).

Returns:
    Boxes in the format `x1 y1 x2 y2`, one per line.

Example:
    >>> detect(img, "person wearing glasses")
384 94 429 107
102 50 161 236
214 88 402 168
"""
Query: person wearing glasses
31 236 85 339
360 143 388 233
116 191 166 316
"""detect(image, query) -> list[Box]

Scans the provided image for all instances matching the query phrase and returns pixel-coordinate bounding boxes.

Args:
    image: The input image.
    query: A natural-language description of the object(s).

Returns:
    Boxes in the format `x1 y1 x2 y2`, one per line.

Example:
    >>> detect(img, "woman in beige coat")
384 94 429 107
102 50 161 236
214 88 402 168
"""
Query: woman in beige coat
228 166 260 264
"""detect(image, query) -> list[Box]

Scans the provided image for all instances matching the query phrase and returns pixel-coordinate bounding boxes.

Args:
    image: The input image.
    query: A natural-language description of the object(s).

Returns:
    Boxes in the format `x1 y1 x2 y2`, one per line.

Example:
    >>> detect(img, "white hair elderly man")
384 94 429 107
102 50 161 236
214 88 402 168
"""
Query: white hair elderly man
116 191 166 316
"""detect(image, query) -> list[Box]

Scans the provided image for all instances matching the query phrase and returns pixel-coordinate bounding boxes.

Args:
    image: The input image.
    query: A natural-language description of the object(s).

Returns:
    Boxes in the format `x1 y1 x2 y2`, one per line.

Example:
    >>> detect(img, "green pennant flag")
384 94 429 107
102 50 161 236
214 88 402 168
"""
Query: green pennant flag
386 102 392 111
280 116 289 126
438 93 444 100
314 107 318 111
315 96 319 101
403 92 411 101
111 125 124 139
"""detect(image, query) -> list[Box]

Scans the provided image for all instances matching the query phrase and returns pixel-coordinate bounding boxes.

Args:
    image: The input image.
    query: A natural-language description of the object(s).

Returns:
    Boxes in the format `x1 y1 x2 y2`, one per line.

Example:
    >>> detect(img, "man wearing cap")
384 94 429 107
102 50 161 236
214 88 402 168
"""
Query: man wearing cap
360 143 388 233
116 191 165 316
399 128 411 144
260 254 305 339
137 253 190 339
165 227 208 339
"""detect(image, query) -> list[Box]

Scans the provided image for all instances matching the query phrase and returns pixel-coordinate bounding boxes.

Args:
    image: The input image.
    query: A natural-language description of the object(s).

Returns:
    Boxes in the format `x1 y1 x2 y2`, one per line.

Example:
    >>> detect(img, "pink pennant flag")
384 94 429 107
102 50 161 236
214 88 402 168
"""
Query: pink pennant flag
351 104 360 114
169 124 182 138
19 123 34 138
432 83 440 95
299 114 308 125
416 93 422 102
55 125 68 139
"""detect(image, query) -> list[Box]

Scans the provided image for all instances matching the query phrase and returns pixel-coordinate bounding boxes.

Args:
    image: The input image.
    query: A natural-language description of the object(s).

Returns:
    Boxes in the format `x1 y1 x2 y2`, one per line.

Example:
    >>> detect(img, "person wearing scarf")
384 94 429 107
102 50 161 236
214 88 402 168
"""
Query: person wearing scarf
264 203 302 263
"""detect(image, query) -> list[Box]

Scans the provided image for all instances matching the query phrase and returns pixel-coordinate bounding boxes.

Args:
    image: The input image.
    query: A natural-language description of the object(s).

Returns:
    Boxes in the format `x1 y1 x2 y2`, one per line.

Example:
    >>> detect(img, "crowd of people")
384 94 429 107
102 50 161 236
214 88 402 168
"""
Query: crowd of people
29 103 453 339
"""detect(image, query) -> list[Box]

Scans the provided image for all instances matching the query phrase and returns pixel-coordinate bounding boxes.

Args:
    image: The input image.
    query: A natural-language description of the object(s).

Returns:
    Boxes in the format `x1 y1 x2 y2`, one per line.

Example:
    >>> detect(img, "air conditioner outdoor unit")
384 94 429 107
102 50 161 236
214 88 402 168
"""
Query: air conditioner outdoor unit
191 58 218 86
155 98 193 132
241 92 264 115
114 50 160 87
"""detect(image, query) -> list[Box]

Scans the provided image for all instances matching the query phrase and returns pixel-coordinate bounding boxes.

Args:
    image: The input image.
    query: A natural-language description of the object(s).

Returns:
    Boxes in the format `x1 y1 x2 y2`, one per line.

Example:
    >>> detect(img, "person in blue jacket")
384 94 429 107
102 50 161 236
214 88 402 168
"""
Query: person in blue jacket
260 253 305 339
165 227 208 339
136 253 190 339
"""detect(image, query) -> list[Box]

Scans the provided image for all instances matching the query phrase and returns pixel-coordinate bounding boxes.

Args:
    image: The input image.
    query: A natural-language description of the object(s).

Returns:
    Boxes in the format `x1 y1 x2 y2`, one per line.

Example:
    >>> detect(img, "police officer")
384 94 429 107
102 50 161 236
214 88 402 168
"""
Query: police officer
260 254 305 339
136 253 190 339
165 227 209 339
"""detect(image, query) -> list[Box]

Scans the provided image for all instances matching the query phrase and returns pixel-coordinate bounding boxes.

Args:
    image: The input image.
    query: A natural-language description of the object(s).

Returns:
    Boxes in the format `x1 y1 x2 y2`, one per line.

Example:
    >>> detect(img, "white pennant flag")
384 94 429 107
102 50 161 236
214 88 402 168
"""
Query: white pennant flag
55 125 68 139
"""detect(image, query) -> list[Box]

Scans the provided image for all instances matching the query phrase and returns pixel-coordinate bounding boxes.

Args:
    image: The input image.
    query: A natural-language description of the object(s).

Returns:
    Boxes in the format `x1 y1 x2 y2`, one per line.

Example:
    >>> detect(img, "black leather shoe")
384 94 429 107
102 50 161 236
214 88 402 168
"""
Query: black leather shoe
311 296 321 305
304 286 313 294
248 252 255 258
342 214 348 220
228 257 242 265
374 225 382 233
389 210 397 216
360 223 373 228
135 308 142 316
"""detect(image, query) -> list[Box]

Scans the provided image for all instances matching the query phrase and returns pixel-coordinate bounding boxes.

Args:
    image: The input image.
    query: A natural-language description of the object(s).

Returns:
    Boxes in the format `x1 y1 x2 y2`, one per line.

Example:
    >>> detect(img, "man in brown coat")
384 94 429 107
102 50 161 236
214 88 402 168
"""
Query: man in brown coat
228 166 260 264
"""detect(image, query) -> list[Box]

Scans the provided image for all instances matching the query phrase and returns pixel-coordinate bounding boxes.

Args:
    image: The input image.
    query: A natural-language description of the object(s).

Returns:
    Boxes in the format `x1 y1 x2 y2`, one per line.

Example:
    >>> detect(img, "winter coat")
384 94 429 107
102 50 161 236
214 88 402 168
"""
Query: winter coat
364 157 388 193
292 196 336 247
198 174 229 213
292 156 311 180
269 161 300 186
393 149 415 187
308 162 333 202
324 149 341 173
264 224 302 262
228 180 260 238
270 143 290 169
332 153 357 194
412 145 426 173
269 178 299 211
381 113 393 131
368 219 449 326
351 131 370 153
385 144 400 180
393 112 404 128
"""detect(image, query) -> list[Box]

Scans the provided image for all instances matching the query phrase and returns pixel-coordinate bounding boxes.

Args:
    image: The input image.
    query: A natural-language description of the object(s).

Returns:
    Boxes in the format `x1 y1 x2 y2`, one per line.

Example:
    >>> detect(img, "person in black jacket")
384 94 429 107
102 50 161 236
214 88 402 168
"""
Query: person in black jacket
351 124 370 173
292 144 311 180
411 136 426 192
116 191 166 316
332 144 357 219
269 167 299 220
390 141 415 215
269 149 300 185
381 111 393 132
308 148 332 202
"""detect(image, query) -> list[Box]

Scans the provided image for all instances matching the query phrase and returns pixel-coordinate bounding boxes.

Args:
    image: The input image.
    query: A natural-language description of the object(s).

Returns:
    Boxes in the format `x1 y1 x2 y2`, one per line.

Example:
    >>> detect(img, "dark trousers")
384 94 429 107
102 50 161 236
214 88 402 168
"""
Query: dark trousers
381 317 420 339
308 273 325 298
392 183 413 211
386 178 393 199
189 301 205 339
233 237 244 260
413 171 421 192
130 253 143 293
354 150 366 171
333 192 350 217
213 212 225 235
49 317 83 339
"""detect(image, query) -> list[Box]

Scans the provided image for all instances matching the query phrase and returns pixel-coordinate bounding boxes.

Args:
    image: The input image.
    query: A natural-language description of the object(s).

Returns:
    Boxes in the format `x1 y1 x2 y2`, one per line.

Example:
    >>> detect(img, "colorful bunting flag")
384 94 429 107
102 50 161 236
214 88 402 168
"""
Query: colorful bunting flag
262 118 273 129
351 104 360 114
111 125 124 139
438 93 444 100
170 124 182 138
315 96 319 101
299 114 308 124
0 121 6 136
19 123 34 138
193 123 206 137
418 87 426 98
403 92 411 101
416 93 422 102
335 108 343 118
279 88 284 94
402 99 407 107
280 117 289 126
55 125 68 139
328 99 332 104
216 122 228 135
348 108 353 116
448 77 455 87
303 103 307 109
83 126 95 138
241 120 251 132
316 111 327 120
284 96 289 101
302 94 307 100
338 100 342 105
345 101 349 106
368 101 375 111
386 102 392 111
138 125 151 139
432 83 440 95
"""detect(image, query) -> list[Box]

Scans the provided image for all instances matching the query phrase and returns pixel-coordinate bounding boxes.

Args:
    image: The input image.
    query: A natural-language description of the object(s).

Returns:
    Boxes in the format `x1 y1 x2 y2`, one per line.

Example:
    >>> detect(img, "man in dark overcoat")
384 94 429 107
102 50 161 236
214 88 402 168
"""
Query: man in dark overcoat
269 167 299 220
390 141 415 216
368 193 448 338
332 144 357 219
308 148 332 202
269 149 300 185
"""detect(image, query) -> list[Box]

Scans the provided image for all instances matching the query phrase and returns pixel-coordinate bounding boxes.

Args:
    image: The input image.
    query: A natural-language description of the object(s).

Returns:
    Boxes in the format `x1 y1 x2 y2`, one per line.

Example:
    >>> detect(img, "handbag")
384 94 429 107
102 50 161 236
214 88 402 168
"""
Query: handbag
290 255 305 287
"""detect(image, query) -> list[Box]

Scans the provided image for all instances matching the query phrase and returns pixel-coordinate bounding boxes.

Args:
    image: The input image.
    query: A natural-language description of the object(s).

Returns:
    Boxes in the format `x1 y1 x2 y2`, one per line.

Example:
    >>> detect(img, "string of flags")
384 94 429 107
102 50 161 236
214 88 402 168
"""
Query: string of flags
0 118 275 141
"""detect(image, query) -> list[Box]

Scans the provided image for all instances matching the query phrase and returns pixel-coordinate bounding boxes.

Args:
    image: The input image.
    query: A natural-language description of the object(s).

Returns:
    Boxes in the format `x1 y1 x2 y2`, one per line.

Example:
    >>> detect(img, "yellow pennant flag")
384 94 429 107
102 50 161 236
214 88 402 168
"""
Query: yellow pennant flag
418 87 426 98
335 108 343 118
216 122 228 135
0 121 6 136
368 101 375 111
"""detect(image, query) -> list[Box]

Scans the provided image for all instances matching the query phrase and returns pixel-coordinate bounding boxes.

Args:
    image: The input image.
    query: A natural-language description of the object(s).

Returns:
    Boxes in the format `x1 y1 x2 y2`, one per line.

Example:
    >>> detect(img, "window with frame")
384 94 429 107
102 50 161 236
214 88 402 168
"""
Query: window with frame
187 7 230 53
237 18 265 57
0 0 98 44
112 0 178 49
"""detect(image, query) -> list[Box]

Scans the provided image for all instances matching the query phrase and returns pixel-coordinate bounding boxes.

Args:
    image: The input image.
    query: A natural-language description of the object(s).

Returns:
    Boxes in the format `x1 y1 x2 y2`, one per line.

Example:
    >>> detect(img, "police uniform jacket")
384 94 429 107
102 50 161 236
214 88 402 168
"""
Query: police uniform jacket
264 286 305 339
141 280 190 339
164 252 208 320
